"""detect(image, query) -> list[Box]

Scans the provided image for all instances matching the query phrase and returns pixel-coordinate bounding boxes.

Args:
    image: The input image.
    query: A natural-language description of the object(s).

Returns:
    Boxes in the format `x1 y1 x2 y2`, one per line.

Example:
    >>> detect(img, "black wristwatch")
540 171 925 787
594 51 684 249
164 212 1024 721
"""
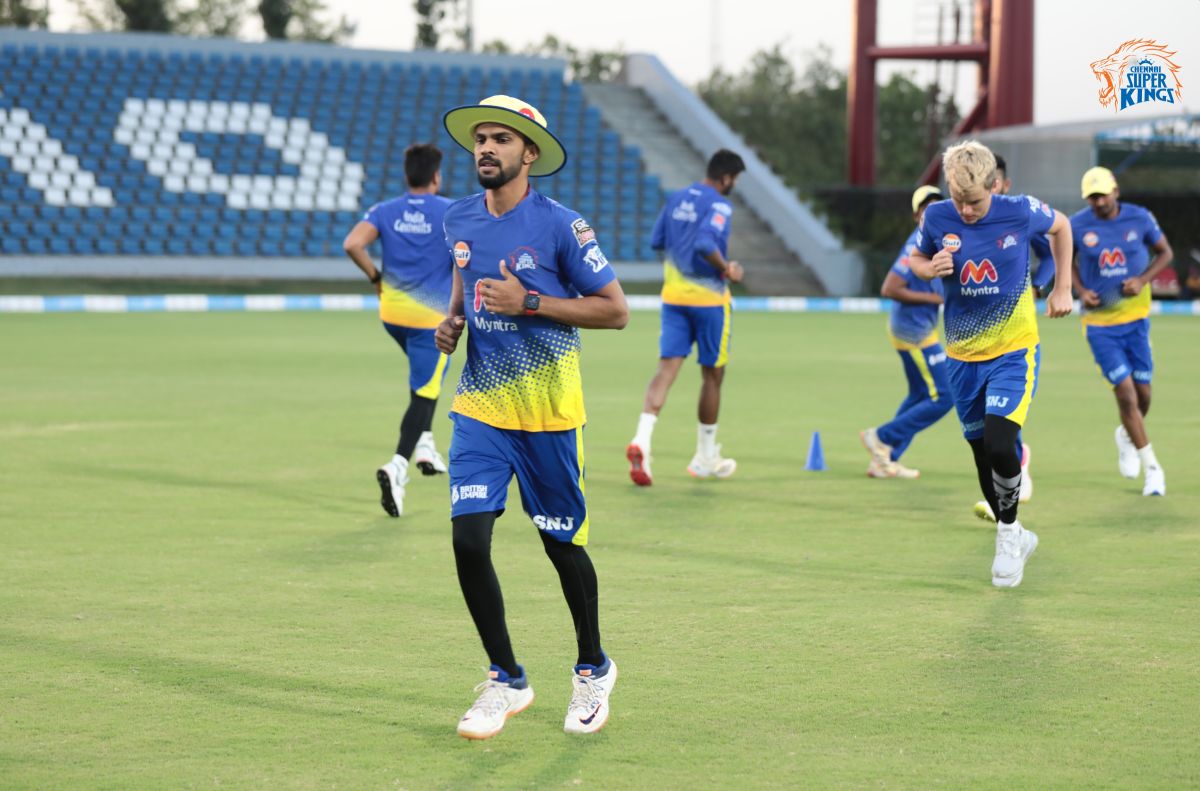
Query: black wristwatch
522 290 540 316
369 271 382 285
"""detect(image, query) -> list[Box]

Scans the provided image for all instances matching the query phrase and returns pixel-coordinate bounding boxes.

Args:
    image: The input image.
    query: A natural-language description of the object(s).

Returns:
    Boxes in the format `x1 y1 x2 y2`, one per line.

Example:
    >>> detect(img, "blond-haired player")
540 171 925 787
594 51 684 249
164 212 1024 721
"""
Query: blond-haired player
908 141 1073 588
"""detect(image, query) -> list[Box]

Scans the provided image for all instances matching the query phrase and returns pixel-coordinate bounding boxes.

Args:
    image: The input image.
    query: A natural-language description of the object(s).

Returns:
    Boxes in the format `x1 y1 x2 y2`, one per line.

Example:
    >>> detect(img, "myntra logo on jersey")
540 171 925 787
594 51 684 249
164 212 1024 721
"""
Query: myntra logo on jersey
533 515 576 532
959 259 1000 295
1098 247 1128 276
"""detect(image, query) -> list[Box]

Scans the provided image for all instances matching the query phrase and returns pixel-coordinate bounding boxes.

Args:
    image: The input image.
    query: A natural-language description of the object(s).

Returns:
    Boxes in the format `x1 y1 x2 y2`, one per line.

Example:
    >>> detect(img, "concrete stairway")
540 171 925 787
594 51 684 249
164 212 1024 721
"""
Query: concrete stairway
582 82 826 295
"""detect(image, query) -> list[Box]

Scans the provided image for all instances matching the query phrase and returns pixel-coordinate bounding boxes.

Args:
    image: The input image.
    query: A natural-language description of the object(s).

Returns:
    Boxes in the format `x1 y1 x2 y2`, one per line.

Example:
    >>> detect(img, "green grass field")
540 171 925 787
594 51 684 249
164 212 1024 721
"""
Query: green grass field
2 309 1197 789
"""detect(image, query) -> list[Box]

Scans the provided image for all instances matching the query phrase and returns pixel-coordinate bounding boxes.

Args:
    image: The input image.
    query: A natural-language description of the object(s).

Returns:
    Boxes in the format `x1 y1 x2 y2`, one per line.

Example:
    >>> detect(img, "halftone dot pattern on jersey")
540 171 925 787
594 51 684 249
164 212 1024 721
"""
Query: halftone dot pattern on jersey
379 284 448 329
661 259 730 307
452 325 586 431
945 276 1039 362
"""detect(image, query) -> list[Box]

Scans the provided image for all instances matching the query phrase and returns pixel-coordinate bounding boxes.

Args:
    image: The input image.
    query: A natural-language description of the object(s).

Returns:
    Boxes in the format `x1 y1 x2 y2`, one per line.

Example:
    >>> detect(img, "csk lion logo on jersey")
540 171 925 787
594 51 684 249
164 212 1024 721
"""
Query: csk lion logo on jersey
1090 39 1182 112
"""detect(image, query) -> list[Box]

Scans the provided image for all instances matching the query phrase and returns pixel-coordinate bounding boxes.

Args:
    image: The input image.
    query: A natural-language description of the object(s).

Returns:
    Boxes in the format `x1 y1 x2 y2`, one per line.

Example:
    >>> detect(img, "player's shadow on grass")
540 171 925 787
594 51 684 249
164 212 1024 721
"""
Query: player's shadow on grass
0 627 465 727
70 462 364 518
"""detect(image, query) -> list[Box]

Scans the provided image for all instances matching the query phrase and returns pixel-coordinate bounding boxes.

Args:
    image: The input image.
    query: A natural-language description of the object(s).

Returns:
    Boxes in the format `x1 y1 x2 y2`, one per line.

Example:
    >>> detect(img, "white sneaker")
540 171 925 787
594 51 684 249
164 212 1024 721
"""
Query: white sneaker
687 445 737 479
866 459 919 479
992 522 1038 588
1143 465 1166 496
859 427 894 466
974 500 996 523
563 657 617 735
376 460 407 517
626 442 652 486
413 432 447 476
1019 443 1033 503
456 665 535 740
1115 425 1140 479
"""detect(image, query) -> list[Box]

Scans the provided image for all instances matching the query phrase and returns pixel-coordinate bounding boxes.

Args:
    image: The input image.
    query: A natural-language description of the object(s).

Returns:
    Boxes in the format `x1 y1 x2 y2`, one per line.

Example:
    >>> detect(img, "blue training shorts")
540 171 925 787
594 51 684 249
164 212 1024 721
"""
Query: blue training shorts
659 302 732 367
945 345 1041 440
448 413 590 545
383 322 451 399
1086 318 1153 386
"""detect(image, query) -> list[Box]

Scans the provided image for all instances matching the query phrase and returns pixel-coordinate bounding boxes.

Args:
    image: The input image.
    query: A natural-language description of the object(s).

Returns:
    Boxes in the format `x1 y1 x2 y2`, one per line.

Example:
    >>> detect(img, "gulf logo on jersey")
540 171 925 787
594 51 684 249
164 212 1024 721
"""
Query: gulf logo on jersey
942 233 962 252
454 241 471 268
1083 231 1099 247
1098 248 1127 268
960 258 998 285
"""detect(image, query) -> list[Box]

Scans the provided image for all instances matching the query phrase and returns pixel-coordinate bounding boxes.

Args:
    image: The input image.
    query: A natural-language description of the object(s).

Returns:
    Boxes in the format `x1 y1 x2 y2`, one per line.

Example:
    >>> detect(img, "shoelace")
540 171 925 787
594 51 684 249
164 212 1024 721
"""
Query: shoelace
997 528 1023 558
567 674 602 713
468 680 513 719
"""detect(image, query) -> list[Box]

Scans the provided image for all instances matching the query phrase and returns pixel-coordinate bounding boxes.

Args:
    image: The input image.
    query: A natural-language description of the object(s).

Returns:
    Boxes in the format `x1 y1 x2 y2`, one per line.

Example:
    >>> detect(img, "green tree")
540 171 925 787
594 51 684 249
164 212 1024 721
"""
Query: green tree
699 44 959 190
0 0 49 28
115 0 172 31
176 0 248 37
699 44 846 188
480 35 624 83
257 0 353 43
414 0 461 50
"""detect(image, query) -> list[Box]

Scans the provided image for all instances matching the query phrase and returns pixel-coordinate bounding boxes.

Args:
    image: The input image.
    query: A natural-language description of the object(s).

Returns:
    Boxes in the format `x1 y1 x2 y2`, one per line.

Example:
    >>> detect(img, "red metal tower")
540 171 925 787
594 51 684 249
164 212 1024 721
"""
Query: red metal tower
847 0 1035 185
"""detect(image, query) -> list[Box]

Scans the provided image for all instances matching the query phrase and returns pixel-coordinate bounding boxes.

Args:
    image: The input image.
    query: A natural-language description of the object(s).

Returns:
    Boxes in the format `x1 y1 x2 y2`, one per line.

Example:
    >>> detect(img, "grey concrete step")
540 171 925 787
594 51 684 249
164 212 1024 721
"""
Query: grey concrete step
582 82 825 295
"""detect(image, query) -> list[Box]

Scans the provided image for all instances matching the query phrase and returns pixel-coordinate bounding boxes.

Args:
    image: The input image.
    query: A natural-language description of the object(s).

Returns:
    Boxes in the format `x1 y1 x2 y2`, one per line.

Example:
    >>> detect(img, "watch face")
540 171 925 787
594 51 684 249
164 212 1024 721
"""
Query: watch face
524 293 540 312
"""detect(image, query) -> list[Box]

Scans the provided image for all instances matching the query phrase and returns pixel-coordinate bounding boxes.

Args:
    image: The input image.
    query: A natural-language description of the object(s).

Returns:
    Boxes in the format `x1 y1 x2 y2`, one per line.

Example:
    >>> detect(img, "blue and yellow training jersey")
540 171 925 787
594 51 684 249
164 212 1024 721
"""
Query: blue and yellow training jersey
915 194 1056 362
444 190 616 432
362 193 455 329
1070 202 1163 327
651 182 733 307
887 227 943 349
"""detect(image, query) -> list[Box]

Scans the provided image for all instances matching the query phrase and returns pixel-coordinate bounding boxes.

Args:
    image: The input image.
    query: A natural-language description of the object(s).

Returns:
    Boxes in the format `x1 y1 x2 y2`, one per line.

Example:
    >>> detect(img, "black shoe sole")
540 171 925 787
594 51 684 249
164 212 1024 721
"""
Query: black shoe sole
416 461 443 476
376 469 400 517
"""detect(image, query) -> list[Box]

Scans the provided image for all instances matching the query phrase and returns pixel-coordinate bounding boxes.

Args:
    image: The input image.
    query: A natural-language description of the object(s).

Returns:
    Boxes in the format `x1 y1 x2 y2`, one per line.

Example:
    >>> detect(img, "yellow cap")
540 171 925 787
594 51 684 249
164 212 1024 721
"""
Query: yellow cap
911 184 944 214
443 95 567 177
1081 166 1117 199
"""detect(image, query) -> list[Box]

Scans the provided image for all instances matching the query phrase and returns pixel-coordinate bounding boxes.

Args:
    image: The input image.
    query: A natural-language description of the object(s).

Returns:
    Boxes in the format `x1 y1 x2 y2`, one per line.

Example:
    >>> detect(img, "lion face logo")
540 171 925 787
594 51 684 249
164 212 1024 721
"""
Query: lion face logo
1090 39 1182 111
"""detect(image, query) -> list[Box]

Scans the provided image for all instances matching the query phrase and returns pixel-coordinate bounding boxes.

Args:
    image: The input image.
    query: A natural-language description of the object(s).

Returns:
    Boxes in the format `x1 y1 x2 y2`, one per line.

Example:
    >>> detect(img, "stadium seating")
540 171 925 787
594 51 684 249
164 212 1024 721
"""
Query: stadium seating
0 41 664 261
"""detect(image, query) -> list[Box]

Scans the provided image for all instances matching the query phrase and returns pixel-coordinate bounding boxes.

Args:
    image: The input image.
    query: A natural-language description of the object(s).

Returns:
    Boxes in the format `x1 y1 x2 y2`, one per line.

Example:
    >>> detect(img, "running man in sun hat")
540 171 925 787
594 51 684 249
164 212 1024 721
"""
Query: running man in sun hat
437 95 629 739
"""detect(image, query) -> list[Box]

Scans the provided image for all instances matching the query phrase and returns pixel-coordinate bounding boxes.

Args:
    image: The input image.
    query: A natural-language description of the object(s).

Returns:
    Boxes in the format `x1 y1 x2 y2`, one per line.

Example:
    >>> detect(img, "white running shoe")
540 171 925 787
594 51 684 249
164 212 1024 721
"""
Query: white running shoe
456 665 535 740
1019 443 1033 503
1115 425 1140 479
376 460 407 517
687 446 737 479
859 427 894 466
992 522 1038 588
866 459 920 479
626 442 652 486
974 500 997 523
1143 464 1166 496
413 432 447 476
563 657 617 735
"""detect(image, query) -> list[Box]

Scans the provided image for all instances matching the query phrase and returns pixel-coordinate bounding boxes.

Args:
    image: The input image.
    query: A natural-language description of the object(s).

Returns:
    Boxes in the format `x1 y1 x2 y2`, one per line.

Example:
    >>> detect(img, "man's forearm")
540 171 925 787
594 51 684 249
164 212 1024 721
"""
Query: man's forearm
1140 248 1175 285
345 247 378 281
535 293 628 330
701 249 729 275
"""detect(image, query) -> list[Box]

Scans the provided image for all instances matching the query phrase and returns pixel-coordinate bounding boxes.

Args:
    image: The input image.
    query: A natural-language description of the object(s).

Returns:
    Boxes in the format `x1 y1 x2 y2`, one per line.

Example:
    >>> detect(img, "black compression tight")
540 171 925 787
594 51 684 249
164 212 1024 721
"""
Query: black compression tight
967 415 1023 524
396 390 437 459
451 512 604 675
539 530 604 668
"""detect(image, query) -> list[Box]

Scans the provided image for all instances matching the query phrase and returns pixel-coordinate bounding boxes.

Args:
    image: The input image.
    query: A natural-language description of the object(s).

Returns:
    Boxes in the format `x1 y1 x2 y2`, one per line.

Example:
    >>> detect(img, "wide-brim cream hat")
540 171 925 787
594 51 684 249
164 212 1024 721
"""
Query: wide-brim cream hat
443 94 567 177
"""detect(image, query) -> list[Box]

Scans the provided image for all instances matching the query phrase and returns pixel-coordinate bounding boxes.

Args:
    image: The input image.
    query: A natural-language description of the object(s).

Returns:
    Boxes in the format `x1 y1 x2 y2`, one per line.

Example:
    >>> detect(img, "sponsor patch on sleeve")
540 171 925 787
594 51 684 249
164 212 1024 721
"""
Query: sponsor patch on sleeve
583 245 609 273
710 212 727 230
571 218 596 248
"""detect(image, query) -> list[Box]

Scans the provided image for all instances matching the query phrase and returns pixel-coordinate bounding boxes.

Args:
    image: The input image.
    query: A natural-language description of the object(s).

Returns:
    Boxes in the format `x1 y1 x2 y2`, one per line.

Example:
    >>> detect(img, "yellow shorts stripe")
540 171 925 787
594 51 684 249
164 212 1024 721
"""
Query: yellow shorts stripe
571 428 590 546
414 352 449 400
908 348 939 402
1005 346 1039 426
714 301 732 368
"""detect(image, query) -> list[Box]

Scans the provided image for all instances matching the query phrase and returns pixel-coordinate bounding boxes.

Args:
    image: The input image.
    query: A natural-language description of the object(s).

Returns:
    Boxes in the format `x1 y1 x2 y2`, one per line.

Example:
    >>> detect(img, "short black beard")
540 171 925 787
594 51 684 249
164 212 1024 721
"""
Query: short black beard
477 160 520 190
